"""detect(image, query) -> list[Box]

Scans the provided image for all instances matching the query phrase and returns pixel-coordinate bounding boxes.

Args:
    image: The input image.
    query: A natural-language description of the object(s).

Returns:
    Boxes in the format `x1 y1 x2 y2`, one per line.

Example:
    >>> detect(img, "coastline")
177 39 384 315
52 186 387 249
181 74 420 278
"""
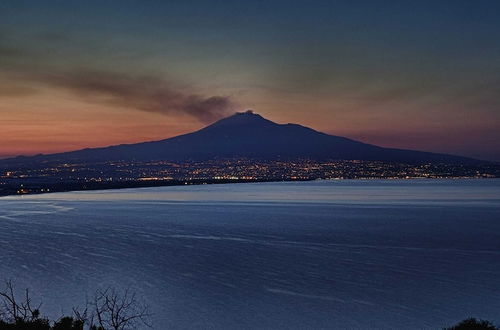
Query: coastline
1 176 497 199
0 178 311 198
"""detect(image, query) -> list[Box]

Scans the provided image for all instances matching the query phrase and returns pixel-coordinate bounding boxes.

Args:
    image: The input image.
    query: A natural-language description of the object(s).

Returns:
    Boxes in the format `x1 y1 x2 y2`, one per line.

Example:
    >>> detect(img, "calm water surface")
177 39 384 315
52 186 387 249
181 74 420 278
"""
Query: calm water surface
1 179 500 329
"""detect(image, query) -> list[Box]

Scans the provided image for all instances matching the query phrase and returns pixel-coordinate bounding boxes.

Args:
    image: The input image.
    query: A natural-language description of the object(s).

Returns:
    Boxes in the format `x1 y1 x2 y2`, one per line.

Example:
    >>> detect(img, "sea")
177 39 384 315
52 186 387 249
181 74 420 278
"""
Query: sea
1 179 499 329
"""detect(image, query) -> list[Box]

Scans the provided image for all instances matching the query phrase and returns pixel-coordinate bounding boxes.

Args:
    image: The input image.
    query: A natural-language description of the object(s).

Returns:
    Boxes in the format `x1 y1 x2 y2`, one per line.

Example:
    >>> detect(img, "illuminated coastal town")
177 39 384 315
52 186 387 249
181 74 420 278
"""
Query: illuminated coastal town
1 158 498 196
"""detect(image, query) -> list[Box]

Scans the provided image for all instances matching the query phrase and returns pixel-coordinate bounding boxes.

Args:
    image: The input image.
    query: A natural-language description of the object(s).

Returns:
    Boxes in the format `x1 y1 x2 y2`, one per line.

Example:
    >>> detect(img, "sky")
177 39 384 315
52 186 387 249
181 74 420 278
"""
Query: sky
1 0 499 161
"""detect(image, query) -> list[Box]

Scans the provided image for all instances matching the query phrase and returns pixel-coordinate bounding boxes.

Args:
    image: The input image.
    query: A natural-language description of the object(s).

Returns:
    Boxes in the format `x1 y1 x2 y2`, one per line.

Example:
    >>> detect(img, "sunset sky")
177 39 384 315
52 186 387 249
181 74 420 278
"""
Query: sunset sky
1 0 499 161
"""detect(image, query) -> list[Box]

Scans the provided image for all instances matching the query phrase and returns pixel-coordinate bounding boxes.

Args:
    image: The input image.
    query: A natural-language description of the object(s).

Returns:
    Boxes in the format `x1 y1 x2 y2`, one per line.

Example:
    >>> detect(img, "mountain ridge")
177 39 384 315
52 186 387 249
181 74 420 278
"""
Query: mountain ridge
1 111 484 165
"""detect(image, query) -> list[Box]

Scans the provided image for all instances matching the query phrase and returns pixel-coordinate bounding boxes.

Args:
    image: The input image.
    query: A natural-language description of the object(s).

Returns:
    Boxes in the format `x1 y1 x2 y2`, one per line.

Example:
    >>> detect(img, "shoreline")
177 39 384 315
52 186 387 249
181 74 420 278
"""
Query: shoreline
1 176 497 199
0 178 312 198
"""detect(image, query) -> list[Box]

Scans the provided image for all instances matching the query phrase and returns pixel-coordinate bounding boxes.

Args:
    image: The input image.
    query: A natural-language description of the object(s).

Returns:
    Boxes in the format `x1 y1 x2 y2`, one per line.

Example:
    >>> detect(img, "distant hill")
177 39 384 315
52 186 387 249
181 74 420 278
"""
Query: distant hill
1 111 483 165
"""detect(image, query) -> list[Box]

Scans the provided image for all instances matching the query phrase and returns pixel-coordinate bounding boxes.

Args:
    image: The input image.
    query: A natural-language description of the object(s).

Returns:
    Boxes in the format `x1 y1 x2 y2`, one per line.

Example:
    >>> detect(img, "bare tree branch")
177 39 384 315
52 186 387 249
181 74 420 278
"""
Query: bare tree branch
0 280 151 330
93 287 151 330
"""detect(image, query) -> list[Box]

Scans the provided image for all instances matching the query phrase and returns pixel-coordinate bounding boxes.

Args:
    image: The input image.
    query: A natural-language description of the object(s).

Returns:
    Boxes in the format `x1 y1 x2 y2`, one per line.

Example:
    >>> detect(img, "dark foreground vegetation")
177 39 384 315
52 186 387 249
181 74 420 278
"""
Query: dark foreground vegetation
444 318 499 330
0 281 150 330
1 280 497 329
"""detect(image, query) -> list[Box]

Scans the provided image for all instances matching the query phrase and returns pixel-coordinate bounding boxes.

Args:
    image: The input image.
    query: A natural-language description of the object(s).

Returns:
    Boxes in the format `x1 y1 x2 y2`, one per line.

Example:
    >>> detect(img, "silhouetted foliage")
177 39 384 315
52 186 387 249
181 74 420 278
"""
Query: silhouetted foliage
52 317 84 330
445 318 499 330
0 280 50 330
0 280 150 330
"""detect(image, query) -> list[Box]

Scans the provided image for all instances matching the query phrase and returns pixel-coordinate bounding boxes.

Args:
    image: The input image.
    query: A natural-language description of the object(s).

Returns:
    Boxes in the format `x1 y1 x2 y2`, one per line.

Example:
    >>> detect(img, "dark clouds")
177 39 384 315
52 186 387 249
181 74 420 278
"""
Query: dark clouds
0 30 236 123
0 44 19 57
1 66 236 123
41 70 235 123
0 36 21 59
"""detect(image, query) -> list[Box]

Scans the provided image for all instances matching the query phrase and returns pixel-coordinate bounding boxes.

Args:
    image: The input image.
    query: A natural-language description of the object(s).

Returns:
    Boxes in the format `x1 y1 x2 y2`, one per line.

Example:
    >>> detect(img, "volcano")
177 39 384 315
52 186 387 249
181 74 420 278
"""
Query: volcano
2 111 480 165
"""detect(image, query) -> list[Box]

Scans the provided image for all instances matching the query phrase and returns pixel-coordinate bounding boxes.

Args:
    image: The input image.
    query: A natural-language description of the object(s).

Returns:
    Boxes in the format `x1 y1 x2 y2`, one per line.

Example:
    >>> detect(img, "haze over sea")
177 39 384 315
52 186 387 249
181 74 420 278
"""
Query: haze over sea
1 180 500 329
